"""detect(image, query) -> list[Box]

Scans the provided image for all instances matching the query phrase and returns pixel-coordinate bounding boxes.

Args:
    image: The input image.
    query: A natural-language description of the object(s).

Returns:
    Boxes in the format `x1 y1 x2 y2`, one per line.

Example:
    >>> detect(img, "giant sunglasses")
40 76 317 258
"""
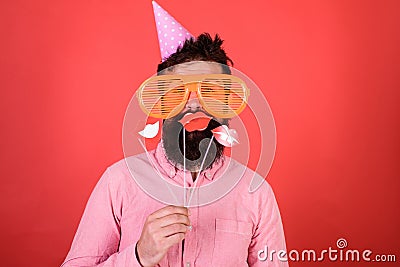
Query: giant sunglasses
137 74 249 119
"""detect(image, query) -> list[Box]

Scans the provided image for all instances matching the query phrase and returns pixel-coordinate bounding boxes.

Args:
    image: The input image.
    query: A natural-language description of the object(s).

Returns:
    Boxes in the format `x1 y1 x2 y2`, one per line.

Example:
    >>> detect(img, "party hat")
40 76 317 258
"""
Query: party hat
152 1 194 60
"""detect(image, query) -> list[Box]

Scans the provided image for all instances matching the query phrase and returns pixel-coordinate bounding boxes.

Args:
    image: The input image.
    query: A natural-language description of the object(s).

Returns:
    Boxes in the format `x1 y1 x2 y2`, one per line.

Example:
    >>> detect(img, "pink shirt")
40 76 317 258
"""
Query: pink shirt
62 143 288 266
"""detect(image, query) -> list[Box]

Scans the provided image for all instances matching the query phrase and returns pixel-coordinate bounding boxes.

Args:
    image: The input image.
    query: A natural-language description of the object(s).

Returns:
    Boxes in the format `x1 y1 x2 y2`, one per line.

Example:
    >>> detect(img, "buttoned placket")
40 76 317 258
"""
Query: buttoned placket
181 171 204 267
182 208 197 267
153 144 223 266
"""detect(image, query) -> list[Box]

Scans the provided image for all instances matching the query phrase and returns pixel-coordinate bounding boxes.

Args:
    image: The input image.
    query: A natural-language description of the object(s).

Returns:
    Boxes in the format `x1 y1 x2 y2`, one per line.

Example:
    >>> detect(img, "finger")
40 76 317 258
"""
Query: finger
164 232 186 247
158 213 190 228
149 206 188 219
159 223 188 238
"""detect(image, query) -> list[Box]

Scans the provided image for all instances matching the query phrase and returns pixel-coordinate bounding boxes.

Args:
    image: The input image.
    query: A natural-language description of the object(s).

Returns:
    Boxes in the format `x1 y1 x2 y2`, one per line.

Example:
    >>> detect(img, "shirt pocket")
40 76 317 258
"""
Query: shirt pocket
211 218 253 266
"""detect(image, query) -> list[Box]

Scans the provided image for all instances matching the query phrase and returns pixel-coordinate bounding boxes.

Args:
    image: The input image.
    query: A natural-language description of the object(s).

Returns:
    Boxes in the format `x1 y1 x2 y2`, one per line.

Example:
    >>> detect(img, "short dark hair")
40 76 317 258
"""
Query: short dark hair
157 33 233 74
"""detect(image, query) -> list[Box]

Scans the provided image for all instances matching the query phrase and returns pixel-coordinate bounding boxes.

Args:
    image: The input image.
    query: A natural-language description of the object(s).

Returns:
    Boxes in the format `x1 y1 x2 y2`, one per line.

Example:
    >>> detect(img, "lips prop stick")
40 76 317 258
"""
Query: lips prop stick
178 111 212 132
178 111 217 207
138 121 160 139
211 125 239 147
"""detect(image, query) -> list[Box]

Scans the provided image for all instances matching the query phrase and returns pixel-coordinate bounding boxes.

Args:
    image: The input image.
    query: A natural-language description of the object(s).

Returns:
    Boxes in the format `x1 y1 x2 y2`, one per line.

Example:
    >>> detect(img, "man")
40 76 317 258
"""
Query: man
62 33 288 266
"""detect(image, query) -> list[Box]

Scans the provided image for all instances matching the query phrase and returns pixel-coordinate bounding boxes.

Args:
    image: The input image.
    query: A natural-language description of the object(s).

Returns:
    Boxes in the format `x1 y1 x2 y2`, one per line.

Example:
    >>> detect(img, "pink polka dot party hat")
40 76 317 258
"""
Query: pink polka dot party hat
152 1 194 61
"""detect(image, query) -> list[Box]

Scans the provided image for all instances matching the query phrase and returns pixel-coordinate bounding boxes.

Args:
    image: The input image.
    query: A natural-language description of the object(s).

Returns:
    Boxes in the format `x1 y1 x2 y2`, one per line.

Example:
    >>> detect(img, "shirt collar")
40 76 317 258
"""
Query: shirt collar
152 141 225 181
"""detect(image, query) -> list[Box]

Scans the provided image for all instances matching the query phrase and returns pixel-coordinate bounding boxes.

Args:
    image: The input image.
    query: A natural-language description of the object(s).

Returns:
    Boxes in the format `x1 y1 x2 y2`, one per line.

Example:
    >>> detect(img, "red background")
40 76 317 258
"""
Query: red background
1 0 399 266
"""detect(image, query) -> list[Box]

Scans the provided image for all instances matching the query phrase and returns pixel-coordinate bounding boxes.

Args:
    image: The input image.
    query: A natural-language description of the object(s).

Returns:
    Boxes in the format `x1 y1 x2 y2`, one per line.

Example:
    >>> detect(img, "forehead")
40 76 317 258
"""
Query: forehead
166 61 224 75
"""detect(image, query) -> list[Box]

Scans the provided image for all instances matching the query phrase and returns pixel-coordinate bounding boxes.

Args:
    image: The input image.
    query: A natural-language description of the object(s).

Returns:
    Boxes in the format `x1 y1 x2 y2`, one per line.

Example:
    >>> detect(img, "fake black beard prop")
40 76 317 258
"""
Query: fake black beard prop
162 118 225 172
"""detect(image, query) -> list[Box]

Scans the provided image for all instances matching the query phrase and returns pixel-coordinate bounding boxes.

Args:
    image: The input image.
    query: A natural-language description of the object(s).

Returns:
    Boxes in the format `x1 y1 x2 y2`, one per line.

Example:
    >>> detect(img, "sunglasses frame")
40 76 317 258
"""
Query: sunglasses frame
137 74 250 119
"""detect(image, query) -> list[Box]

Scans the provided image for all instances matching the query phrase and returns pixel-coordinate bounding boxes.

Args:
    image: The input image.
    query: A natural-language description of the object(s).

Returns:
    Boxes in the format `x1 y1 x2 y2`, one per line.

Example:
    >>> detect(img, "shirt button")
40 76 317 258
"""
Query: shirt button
205 172 211 178
169 170 174 176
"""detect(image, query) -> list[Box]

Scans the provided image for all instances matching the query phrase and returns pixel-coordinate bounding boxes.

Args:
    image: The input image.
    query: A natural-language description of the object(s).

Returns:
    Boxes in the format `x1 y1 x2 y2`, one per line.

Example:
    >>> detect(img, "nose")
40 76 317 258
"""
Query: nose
186 92 201 111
